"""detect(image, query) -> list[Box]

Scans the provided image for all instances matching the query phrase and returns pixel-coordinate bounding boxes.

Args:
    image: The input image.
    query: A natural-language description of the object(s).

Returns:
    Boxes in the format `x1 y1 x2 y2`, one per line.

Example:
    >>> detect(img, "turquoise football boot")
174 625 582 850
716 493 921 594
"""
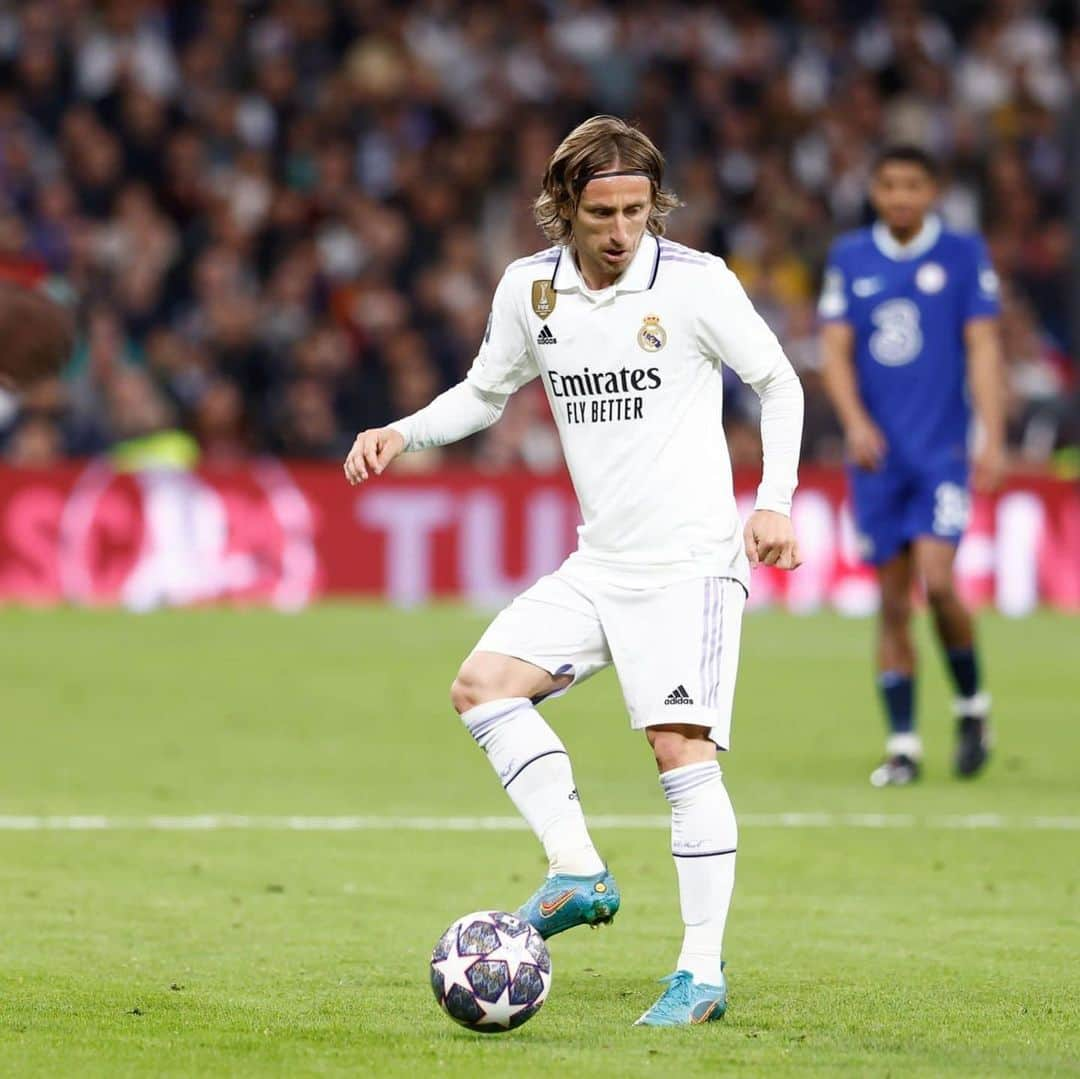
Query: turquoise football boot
634 968 727 1027
515 868 620 939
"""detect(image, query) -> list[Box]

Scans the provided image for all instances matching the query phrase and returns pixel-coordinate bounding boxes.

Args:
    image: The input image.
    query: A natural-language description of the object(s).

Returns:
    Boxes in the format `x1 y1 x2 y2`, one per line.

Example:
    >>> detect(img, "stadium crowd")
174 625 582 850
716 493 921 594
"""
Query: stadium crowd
0 0 1076 474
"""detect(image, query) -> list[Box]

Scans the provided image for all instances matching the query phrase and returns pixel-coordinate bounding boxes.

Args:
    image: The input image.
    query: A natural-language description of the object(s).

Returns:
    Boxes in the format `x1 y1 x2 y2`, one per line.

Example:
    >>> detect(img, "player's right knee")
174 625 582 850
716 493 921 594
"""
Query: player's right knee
923 577 958 610
879 593 911 628
450 659 508 714
449 670 481 715
451 654 563 713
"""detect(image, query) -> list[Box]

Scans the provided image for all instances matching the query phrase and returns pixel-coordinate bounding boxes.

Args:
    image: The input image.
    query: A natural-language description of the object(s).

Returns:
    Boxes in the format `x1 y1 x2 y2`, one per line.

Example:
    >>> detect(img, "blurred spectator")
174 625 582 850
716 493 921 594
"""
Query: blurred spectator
192 376 251 464
274 377 349 459
5 413 63 466
1000 288 1076 465
105 366 200 470
0 0 1073 472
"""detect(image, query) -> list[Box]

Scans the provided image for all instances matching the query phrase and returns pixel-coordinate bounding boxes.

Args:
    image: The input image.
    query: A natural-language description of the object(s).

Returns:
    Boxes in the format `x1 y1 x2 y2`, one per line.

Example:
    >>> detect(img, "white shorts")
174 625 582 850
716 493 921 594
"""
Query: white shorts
472 562 746 749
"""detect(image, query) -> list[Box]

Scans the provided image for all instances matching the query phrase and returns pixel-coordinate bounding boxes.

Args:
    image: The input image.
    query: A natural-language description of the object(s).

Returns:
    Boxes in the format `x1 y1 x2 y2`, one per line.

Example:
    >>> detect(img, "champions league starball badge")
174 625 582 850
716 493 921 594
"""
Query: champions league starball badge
637 314 667 352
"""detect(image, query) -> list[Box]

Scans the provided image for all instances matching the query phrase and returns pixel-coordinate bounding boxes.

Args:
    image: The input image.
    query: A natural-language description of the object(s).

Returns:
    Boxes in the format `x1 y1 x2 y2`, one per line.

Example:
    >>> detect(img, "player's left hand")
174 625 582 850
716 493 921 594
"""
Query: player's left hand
744 509 802 570
972 442 1007 493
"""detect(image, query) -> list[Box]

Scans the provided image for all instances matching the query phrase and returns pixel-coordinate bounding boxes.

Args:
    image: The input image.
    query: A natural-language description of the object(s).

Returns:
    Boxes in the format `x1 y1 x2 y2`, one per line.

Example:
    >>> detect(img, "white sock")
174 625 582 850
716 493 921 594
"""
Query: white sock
952 691 991 718
660 760 737 986
461 698 604 877
886 732 924 759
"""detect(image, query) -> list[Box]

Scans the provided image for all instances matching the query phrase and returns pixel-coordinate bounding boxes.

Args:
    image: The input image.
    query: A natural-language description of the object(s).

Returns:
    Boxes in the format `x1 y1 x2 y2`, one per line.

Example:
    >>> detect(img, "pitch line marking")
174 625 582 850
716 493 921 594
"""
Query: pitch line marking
0 814 1075 832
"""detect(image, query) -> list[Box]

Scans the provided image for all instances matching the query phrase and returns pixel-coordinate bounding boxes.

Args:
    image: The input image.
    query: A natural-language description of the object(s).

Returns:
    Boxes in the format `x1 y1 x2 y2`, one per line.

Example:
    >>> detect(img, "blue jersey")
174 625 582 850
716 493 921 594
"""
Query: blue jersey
818 215 1000 467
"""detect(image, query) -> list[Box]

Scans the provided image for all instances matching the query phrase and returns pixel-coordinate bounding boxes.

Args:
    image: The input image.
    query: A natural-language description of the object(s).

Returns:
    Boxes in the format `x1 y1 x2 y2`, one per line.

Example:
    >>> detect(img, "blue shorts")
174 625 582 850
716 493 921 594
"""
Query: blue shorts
848 459 971 566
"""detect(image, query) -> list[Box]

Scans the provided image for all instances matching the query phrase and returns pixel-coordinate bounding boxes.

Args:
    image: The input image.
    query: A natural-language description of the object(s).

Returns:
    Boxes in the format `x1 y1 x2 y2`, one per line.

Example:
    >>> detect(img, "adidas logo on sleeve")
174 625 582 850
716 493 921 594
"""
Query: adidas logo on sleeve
537 324 557 345
664 685 694 705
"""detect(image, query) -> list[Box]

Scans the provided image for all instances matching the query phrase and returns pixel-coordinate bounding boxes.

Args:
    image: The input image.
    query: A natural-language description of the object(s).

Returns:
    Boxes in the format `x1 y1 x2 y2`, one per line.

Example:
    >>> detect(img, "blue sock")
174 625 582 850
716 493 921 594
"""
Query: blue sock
878 672 914 734
945 647 980 699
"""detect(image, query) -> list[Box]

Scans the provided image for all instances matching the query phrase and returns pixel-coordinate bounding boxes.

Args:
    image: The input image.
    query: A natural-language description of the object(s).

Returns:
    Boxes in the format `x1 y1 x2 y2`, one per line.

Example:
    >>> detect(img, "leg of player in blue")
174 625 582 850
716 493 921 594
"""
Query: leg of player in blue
870 547 923 786
914 538 992 777
635 731 732 1026
451 656 620 939
850 469 926 785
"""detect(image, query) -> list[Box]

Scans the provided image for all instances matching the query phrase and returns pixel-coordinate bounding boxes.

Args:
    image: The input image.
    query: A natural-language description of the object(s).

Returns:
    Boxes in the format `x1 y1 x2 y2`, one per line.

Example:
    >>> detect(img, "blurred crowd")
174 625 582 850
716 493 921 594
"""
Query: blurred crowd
0 0 1077 475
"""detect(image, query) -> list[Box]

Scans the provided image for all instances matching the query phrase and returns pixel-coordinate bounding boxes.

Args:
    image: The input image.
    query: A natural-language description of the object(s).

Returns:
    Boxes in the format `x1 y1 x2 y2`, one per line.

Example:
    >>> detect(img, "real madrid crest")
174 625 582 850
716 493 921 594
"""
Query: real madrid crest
637 314 667 352
531 280 557 318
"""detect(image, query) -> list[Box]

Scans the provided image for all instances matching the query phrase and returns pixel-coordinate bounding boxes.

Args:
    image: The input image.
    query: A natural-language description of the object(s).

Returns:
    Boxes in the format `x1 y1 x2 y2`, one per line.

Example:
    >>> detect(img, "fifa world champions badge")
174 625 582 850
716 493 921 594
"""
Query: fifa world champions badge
637 314 667 352
531 280 557 318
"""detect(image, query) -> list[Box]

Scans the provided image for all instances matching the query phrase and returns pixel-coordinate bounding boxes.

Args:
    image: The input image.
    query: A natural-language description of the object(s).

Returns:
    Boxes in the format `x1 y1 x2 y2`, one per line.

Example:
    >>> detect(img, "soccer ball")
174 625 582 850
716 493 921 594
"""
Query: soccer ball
429 910 552 1032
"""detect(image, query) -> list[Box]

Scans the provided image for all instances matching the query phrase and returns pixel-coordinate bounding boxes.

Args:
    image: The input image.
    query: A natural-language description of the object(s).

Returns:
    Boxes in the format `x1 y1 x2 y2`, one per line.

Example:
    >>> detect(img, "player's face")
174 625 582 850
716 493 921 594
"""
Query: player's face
870 162 937 239
571 174 653 288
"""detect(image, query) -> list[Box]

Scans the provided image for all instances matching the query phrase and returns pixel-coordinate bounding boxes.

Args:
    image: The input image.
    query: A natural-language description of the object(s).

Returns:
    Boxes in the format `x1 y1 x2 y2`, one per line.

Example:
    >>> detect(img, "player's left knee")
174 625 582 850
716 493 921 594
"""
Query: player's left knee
924 576 958 609
647 725 717 773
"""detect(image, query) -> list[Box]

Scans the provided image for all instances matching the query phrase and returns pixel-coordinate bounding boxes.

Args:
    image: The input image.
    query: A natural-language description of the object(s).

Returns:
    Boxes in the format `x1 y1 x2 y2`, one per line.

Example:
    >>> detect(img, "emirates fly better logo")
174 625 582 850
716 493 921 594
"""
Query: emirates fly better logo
547 362 662 425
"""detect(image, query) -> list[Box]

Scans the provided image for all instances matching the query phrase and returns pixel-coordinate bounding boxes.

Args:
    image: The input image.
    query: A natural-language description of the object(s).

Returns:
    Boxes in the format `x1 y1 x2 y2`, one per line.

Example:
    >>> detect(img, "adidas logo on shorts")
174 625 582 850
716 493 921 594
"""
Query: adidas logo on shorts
664 685 694 705
537 324 557 345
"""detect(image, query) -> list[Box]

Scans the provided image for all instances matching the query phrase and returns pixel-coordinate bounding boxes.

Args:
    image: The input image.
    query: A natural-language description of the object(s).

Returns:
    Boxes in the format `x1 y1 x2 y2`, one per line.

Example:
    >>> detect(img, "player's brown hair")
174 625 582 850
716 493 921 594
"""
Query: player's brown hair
0 283 74 389
533 116 680 245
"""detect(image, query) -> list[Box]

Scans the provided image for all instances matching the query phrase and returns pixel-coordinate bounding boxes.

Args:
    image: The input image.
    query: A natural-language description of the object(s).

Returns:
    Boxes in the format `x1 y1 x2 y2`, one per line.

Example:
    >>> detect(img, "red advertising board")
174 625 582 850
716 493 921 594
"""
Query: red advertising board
0 463 1076 614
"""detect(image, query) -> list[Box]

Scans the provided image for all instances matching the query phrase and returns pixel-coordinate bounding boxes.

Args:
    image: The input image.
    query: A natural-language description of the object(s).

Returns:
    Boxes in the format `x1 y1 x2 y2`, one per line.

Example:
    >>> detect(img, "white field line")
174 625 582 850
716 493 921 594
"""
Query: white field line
0 813 1076 832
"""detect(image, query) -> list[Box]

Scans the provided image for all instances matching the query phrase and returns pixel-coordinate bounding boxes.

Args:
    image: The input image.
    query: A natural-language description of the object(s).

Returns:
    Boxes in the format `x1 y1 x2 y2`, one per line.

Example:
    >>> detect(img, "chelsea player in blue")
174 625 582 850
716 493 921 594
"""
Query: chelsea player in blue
819 146 1006 787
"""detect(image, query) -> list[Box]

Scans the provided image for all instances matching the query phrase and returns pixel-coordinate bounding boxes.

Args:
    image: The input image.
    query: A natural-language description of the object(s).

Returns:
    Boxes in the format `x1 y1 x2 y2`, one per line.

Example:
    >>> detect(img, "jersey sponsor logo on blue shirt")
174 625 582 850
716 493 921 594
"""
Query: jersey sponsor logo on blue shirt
869 299 923 366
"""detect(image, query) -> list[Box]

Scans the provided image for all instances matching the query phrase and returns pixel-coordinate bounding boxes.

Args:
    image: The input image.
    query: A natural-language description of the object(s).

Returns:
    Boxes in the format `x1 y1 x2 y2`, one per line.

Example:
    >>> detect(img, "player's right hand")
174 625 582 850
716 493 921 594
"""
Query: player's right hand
744 509 802 571
972 441 1007 492
343 427 405 486
846 416 887 471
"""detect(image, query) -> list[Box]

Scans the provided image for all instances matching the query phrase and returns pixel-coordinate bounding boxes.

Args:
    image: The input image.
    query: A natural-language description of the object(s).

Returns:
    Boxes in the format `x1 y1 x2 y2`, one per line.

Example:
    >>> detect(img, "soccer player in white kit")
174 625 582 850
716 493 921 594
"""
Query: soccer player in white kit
344 116 804 1027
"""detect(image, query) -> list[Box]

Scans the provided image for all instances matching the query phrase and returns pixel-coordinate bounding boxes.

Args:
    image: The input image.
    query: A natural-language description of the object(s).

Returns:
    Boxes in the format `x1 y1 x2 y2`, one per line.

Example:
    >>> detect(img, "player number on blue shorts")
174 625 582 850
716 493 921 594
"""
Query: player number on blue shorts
933 482 971 537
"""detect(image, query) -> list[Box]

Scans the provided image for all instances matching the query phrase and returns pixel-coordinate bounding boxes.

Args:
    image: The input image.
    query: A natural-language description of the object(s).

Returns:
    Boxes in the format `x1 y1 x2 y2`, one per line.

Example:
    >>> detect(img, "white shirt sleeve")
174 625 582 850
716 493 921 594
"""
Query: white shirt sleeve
386 267 534 452
465 270 538 394
749 364 804 515
696 259 804 515
389 380 507 452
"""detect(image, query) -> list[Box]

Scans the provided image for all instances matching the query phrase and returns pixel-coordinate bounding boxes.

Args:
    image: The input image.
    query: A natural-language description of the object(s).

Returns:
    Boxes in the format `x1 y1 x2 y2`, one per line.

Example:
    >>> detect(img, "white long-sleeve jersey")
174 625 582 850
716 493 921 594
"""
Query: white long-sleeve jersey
391 233 804 590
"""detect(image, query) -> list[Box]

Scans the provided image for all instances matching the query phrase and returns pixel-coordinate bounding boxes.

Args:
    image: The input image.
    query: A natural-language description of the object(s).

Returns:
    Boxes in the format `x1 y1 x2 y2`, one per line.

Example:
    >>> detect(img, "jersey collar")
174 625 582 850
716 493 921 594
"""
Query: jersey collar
552 233 660 296
871 214 942 261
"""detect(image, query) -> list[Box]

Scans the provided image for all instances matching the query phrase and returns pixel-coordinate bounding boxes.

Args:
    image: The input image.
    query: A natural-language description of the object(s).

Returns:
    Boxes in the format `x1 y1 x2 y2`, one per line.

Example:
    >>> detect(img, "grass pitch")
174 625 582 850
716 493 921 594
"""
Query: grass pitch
0 605 1076 1076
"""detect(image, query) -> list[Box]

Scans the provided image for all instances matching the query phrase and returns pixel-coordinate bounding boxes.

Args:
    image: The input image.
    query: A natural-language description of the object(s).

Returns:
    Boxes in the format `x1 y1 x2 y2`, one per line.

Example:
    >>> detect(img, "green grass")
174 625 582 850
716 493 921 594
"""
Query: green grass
0 606 1077 1076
